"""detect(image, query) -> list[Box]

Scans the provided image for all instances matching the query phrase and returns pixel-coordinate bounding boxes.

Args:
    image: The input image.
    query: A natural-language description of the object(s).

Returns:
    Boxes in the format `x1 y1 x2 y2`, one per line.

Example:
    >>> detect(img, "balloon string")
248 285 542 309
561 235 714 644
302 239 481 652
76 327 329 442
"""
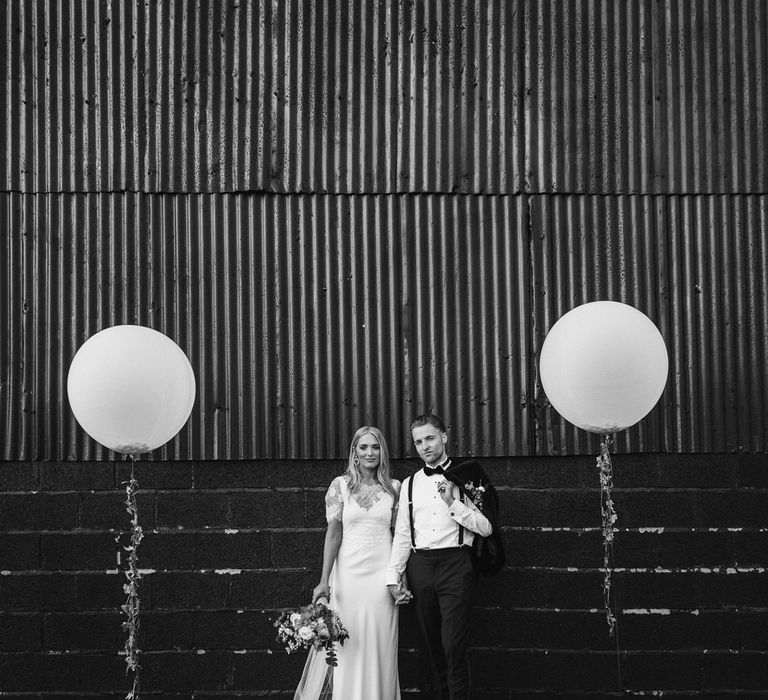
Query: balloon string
597 435 623 690
597 435 617 636
123 454 143 700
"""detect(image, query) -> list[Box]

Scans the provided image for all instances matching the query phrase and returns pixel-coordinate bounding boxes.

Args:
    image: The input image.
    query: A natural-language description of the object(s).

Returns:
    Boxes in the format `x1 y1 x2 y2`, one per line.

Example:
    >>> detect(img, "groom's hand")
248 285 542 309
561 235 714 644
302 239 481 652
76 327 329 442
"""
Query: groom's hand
387 583 412 605
437 479 456 506
397 583 413 605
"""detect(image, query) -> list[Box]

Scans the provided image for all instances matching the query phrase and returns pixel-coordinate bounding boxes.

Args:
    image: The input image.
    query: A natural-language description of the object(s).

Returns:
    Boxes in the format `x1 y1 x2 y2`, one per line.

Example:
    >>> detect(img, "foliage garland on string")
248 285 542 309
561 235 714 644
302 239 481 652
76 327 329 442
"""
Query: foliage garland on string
122 455 143 700
538 301 668 694
596 435 618 637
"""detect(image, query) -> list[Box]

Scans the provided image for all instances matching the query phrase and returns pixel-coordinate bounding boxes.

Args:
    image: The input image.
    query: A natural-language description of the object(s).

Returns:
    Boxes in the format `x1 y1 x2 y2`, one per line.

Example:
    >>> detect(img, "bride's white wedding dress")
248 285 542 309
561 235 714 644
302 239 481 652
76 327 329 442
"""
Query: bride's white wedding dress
294 476 402 700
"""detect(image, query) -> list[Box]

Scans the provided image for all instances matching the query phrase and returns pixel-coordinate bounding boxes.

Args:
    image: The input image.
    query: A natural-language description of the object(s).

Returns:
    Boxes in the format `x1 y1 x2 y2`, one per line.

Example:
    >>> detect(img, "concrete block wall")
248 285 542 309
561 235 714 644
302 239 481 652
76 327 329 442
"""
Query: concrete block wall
1 453 767 697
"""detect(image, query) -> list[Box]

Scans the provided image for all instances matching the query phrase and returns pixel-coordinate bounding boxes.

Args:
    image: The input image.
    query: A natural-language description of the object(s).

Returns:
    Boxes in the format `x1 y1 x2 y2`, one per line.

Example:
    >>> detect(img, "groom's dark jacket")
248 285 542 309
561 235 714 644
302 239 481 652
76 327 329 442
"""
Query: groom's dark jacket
444 459 505 574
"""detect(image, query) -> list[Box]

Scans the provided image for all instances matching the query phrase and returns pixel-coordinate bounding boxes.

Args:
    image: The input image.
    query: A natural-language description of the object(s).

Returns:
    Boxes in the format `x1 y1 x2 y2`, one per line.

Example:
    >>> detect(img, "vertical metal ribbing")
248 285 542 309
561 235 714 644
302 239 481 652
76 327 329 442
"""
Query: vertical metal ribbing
530 194 768 456
3 0 766 194
1 1 766 460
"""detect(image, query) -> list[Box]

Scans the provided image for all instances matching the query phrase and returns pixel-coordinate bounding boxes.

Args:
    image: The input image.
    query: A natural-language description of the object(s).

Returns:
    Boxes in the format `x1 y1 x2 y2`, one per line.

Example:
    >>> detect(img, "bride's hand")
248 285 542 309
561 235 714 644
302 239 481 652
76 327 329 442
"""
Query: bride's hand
312 582 331 603
397 578 413 605
388 581 412 605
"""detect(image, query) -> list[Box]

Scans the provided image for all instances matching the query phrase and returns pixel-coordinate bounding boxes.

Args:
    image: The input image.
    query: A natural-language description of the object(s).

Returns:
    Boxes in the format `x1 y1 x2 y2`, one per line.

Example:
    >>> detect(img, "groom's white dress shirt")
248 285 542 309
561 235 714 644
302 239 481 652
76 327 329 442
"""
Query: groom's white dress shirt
386 460 493 586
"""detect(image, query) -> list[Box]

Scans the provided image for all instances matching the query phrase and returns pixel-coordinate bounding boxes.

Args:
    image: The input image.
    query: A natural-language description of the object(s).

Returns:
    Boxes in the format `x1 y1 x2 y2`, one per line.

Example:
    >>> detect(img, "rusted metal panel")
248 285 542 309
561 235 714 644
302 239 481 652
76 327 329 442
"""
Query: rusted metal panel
2 192 766 459
398 194 532 457
524 0 654 193
531 194 768 455
0 193 26 457
4 0 765 196
524 0 767 193
0 191 532 460
1 0 525 194
1 0 766 461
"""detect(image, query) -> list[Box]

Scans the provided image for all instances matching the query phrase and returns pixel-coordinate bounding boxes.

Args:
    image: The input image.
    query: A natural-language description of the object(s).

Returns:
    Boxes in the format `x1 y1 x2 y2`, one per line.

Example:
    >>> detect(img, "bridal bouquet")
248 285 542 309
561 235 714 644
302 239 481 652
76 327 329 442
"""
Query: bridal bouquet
274 600 349 666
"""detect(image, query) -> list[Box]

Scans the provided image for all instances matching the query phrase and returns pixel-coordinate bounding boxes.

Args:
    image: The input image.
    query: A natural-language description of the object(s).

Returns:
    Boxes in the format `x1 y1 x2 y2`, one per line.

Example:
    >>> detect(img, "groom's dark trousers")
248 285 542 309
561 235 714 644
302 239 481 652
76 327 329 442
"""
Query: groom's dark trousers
407 546 477 700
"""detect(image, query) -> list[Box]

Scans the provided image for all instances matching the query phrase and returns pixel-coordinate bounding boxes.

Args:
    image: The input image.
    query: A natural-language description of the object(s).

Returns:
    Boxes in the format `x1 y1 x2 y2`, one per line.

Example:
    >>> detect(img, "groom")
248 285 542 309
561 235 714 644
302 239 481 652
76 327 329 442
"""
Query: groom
386 412 493 700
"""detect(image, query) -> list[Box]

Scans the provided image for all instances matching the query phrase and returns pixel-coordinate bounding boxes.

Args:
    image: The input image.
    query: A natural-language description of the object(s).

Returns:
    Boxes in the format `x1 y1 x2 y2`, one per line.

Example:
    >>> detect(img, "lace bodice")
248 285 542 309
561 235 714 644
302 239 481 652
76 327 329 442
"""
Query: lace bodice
325 476 401 526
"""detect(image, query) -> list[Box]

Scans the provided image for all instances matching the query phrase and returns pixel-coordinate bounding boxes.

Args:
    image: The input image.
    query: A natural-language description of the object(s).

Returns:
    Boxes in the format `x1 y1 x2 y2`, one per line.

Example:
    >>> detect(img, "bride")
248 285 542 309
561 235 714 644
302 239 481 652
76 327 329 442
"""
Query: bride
293 426 405 699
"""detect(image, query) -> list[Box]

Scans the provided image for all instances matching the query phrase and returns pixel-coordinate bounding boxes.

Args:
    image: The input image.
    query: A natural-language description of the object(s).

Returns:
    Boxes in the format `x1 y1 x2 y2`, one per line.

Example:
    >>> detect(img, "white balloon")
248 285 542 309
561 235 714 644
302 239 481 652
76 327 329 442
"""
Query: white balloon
67 325 196 454
539 301 668 433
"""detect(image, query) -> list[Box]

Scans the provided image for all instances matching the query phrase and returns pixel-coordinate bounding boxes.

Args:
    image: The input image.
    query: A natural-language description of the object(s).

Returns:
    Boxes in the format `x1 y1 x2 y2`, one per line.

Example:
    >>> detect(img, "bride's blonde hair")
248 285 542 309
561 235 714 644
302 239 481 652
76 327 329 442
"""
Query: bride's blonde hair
345 426 397 500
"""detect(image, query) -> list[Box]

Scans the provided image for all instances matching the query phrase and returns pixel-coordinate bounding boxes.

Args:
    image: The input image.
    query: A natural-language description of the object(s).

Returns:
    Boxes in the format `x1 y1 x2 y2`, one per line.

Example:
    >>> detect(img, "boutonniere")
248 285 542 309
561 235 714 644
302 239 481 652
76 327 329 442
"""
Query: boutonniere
463 481 486 509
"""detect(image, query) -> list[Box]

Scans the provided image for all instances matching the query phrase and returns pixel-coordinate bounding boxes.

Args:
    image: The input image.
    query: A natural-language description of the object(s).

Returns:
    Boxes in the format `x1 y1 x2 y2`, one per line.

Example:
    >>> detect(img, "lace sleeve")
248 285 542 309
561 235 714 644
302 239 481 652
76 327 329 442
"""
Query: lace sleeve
325 477 344 523
390 479 402 528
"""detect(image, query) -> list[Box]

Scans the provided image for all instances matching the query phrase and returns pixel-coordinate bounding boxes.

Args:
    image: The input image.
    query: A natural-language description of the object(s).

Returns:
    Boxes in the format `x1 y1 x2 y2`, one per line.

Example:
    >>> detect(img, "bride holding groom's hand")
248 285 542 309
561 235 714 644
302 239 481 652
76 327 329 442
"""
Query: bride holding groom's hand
296 426 402 700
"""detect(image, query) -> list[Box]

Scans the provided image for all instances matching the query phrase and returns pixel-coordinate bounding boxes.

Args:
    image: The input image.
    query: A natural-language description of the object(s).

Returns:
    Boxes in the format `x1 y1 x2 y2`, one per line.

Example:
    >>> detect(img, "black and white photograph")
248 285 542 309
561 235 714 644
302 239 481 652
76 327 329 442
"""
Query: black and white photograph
1 0 767 697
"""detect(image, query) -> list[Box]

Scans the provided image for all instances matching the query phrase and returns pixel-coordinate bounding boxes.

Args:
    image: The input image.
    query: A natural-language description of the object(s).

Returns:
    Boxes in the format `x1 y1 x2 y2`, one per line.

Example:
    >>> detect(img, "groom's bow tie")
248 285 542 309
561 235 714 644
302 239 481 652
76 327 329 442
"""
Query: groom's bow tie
423 459 451 477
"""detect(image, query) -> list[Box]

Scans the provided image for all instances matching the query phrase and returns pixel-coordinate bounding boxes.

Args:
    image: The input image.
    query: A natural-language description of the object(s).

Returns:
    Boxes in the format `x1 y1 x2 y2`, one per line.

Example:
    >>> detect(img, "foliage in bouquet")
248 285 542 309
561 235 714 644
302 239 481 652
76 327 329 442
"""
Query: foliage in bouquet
274 601 349 666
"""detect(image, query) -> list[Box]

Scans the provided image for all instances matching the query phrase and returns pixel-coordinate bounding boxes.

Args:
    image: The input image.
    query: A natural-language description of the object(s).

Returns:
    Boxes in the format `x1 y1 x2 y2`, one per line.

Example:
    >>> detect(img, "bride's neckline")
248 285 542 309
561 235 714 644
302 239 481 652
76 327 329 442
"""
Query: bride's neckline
349 479 386 510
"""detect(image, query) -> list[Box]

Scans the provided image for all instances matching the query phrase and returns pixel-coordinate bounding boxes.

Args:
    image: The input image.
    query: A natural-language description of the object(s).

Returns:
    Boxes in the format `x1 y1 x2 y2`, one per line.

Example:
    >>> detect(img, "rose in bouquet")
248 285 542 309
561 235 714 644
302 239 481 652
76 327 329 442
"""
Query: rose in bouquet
274 600 349 666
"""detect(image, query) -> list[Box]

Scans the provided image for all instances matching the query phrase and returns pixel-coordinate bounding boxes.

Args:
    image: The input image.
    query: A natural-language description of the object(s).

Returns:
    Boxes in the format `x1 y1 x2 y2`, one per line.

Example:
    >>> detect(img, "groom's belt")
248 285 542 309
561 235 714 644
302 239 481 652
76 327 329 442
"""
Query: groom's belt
412 546 469 555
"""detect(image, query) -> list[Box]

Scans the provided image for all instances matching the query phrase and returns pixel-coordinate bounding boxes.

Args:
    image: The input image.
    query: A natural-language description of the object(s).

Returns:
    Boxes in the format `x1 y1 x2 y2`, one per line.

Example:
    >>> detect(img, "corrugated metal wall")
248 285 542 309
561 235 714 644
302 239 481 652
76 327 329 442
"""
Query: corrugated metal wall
4 0 766 195
1 0 766 459
524 0 768 193
1 0 526 194
0 191 532 459
531 194 768 455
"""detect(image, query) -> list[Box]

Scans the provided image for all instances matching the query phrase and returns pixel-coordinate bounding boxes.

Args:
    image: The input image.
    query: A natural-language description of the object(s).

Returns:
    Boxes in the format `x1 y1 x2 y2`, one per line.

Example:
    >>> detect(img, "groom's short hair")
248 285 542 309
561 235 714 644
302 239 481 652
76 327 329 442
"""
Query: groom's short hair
410 412 447 434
